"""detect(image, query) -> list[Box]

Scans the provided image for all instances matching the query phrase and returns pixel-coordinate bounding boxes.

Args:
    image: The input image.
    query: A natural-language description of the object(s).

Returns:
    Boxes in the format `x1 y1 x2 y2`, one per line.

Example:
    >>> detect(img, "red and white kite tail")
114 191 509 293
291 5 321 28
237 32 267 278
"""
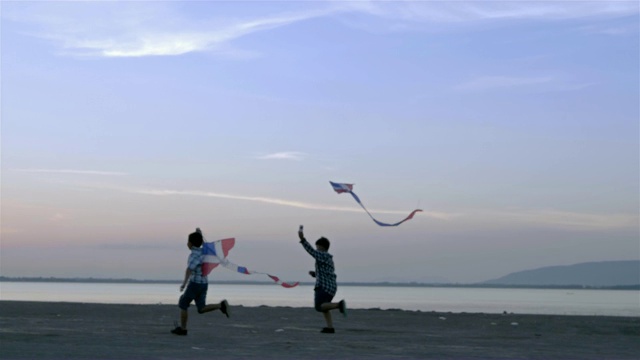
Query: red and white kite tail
221 261 299 288
267 274 300 288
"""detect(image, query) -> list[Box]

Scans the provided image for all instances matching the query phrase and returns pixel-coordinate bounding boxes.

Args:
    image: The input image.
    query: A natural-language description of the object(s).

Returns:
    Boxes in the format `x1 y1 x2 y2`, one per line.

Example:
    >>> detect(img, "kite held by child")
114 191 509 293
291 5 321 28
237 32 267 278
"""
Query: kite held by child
201 237 299 288
171 228 230 336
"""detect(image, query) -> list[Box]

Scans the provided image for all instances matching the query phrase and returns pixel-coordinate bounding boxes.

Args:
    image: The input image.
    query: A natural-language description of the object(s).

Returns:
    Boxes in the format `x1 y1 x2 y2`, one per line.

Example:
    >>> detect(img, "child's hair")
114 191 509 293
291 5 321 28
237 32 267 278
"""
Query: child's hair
188 230 203 248
315 237 330 250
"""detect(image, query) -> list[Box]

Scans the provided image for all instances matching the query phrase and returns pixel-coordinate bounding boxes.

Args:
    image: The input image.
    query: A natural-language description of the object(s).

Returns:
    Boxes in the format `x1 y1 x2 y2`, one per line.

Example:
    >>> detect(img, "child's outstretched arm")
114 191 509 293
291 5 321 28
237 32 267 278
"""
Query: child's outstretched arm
299 227 322 259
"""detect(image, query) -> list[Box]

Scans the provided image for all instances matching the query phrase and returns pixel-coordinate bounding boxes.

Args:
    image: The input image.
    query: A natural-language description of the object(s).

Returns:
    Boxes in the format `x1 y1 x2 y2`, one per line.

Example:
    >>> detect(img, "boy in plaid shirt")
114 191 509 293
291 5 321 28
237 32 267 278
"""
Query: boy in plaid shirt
298 226 347 333
171 228 230 336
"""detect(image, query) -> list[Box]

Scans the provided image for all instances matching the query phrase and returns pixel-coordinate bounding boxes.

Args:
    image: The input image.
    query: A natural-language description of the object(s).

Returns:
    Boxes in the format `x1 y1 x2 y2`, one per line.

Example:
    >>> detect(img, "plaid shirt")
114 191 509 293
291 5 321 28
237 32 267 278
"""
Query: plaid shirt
301 238 337 296
187 247 207 284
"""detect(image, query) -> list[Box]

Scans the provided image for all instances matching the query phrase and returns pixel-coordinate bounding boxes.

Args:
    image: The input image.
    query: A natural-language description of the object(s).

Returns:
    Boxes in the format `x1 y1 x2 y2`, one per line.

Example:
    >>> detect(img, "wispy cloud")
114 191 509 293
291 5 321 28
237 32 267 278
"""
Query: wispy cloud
91 183 639 229
577 23 639 36
352 1 639 23
82 184 451 220
256 152 307 161
11 168 127 176
455 76 553 91
96 9 333 58
5 1 636 58
0 227 22 235
487 209 639 230
6 2 342 58
551 82 597 92
16 175 636 230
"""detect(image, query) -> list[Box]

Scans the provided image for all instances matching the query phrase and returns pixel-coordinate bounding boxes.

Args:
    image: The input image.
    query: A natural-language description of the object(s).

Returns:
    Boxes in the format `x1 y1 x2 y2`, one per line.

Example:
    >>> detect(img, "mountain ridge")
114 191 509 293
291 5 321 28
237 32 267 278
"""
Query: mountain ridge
483 260 640 287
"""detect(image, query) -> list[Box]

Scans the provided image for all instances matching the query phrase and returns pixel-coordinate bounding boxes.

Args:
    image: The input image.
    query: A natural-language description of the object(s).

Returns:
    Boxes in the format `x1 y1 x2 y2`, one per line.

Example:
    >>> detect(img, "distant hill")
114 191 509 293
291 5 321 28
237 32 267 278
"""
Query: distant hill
483 260 640 287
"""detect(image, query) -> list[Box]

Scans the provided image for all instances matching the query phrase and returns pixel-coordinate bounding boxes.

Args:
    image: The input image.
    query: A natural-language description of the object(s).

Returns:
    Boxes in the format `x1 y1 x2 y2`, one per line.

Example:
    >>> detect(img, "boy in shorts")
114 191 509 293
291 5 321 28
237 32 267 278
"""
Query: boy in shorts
171 228 230 336
298 226 347 333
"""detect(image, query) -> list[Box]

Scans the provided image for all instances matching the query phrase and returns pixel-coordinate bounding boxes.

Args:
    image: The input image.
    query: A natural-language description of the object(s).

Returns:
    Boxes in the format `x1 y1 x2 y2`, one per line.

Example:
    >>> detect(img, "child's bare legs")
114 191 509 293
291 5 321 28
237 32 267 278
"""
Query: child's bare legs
323 310 333 328
181 300 229 330
320 302 340 328
178 304 207 330
180 309 188 329
197 303 221 314
200 299 230 318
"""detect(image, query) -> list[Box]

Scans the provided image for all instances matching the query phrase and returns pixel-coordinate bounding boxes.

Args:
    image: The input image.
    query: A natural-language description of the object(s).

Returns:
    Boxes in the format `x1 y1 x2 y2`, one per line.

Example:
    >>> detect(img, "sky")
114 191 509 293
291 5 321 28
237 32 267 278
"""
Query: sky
1 1 638 284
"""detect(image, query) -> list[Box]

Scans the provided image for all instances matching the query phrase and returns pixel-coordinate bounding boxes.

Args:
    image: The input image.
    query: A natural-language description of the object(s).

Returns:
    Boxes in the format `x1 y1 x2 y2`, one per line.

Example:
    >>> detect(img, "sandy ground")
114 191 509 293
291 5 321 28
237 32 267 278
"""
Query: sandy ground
0 300 638 359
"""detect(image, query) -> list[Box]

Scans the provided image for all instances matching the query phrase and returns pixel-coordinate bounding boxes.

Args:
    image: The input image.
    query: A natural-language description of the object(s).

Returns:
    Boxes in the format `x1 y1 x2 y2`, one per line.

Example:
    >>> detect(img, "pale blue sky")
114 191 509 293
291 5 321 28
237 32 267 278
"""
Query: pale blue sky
1 1 638 283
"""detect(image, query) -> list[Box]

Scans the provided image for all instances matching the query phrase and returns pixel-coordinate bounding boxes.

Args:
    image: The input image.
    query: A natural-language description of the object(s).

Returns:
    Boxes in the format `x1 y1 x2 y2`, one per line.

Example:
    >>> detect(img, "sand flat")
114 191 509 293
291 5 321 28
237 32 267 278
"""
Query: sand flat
0 301 638 359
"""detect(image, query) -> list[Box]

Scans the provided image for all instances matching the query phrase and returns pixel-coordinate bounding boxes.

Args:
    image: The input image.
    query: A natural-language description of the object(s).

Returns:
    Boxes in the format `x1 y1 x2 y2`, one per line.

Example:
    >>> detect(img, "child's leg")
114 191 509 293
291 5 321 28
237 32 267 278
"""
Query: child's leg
194 284 218 314
197 300 230 317
320 302 340 312
315 290 343 330
180 309 188 329
322 310 333 328
320 302 342 328
198 303 221 313
177 284 196 330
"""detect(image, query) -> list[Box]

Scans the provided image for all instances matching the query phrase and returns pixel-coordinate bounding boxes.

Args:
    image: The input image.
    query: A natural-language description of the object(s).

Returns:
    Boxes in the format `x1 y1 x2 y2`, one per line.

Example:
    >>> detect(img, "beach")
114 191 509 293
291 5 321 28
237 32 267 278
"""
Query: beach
0 301 638 359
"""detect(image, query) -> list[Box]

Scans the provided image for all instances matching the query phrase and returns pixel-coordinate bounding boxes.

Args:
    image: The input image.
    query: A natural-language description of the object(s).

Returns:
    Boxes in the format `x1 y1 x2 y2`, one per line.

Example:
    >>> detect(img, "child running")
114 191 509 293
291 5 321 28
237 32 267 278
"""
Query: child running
298 225 346 333
171 228 230 336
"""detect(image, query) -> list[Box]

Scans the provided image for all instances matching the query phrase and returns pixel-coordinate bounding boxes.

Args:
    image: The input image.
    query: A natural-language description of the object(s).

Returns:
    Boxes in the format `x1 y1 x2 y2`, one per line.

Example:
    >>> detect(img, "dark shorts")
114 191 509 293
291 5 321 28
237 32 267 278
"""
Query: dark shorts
178 282 208 311
314 287 335 312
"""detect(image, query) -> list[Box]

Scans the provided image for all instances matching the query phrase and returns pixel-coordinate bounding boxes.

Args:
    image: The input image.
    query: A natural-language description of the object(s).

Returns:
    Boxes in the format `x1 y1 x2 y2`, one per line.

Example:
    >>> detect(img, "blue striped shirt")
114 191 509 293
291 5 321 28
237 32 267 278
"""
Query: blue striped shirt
187 247 207 284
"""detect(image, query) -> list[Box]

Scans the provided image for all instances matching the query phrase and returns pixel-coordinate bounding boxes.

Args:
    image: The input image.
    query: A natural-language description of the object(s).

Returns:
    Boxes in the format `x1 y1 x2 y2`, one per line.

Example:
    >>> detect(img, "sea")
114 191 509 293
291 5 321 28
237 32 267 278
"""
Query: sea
1 282 638 317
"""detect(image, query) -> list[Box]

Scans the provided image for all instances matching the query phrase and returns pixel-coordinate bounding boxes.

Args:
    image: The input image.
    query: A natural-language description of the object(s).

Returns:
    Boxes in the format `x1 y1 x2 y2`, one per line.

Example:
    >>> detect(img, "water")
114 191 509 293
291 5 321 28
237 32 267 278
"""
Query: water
1 282 638 317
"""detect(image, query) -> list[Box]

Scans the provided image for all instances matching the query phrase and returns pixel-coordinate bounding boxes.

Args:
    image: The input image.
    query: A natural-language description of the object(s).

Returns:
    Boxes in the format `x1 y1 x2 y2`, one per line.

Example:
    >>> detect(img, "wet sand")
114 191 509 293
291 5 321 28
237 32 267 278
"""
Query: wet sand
0 300 638 359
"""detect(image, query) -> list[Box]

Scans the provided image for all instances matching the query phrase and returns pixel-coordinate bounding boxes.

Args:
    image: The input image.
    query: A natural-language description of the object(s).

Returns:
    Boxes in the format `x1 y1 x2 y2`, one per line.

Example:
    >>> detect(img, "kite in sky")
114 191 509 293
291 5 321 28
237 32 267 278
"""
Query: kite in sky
202 237 299 288
330 181 422 227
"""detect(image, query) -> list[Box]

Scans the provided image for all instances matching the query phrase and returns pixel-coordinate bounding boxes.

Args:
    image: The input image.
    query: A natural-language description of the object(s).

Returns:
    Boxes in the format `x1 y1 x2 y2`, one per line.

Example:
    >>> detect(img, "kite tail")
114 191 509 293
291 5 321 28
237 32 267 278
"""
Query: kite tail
337 183 422 227
221 260 299 288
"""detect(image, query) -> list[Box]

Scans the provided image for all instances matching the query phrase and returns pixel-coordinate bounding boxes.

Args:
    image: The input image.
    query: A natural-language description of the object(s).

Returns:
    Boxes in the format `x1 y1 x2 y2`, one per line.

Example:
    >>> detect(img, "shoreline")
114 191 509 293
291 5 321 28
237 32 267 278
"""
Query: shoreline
2 282 639 317
1 298 639 318
1 300 639 359
2 277 638 290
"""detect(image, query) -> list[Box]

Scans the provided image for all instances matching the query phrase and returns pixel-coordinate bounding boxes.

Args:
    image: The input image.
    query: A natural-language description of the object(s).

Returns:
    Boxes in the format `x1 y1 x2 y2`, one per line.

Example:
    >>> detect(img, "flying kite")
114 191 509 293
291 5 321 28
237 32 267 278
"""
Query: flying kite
330 181 422 227
202 237 299 288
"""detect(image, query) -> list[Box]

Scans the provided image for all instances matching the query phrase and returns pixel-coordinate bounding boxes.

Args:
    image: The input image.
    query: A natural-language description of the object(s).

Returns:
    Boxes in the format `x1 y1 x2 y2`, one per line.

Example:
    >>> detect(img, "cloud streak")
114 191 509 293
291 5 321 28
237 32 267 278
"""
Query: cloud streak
85 183 636 229
256 152 307 161
9 174 635 230
485 209 640 231
129 187 451 219
353 1 639 23
8 3 342 58
5 1 637 58
97 9 335 57
11 168 127 176
455 76 553 91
